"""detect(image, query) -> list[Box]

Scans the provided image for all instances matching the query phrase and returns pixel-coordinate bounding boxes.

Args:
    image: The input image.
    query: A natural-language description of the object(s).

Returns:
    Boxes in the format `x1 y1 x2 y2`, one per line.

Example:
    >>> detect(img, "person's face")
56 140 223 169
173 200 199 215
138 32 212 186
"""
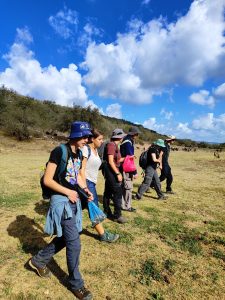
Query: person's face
92 135 104 148
133 134 138 140
72 136 89 148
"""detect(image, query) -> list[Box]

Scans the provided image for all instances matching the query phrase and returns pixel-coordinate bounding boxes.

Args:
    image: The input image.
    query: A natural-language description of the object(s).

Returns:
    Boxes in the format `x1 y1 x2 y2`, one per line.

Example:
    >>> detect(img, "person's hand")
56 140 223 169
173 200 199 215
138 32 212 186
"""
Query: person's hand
67 190 79 203
117 174 123 182
85 189 94 202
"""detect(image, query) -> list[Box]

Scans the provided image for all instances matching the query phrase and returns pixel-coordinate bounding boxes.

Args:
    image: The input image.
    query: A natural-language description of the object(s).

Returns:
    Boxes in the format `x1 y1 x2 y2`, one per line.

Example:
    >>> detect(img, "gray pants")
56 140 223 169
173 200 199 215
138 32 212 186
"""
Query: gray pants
137 166 163 198
122 172 133 209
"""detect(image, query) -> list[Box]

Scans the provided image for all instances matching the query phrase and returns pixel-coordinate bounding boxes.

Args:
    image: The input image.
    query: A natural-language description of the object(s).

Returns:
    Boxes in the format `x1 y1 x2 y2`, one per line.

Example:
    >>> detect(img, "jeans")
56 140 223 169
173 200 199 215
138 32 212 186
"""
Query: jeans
160 163 173 191
122 172 133 209
32 201 84 290
103 164 122 219
86 179 99 207
137 165 163 198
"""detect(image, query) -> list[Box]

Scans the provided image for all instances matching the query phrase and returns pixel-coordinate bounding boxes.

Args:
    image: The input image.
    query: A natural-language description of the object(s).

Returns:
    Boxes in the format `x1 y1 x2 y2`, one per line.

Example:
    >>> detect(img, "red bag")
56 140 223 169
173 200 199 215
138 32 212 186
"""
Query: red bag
123 155 136 173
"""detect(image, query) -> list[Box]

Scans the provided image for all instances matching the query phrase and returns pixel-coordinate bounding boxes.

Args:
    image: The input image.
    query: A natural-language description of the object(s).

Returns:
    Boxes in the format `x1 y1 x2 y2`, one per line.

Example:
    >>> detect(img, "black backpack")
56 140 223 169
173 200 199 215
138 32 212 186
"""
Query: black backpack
139 148 149 170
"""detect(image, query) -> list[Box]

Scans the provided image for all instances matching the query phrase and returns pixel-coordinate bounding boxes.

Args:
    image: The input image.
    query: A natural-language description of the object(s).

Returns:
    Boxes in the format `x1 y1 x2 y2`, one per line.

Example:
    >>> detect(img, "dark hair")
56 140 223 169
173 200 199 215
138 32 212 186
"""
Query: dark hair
87 128 103 144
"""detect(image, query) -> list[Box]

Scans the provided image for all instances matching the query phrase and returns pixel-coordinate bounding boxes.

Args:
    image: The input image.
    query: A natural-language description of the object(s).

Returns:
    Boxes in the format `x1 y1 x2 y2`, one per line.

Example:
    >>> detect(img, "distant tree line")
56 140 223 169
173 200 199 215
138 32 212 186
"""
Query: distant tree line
0 86 161 142
0 86 224 149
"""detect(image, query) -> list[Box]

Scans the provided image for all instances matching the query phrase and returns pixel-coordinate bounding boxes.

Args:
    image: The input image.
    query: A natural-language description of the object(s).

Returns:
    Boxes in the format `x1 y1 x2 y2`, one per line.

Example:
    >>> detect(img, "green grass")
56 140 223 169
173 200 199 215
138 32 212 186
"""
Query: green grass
0 192 38 208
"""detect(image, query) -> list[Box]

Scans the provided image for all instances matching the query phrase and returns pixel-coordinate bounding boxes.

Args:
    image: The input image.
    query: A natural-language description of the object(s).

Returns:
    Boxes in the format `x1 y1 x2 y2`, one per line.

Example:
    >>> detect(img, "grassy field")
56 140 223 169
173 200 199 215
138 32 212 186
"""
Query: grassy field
0 136 224 300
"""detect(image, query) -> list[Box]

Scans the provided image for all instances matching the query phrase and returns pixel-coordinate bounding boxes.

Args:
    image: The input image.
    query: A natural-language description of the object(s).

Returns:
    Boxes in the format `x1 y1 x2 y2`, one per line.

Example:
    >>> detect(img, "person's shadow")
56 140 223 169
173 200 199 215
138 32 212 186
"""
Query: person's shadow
7 201 69 289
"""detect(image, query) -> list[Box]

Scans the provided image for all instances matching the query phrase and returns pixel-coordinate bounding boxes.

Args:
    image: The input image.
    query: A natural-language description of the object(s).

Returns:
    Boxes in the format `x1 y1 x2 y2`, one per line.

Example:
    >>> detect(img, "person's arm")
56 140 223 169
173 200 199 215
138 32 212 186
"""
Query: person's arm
159 150 163 169
77 172 93 201
151 153 161 163
43 162 78 203
80 156 88 185
108 155 123 182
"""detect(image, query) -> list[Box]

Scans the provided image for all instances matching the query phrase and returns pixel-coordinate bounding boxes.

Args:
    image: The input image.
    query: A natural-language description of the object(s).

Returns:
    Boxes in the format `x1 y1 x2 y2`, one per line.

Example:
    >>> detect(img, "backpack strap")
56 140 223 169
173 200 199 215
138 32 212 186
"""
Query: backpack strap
58 144 68 178
121 139 132 146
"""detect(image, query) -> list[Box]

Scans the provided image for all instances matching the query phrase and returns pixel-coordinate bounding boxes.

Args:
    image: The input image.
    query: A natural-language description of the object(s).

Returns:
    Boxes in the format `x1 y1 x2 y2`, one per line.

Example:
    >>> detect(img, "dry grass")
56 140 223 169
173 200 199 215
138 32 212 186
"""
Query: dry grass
0 135 225 300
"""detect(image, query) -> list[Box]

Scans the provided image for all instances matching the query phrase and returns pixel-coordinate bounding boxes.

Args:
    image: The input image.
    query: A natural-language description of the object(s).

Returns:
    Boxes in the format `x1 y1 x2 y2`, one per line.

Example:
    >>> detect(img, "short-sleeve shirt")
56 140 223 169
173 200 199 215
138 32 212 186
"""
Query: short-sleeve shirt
49 144 82 190
106 142 121 168
82 145 101 183
147 146 160 169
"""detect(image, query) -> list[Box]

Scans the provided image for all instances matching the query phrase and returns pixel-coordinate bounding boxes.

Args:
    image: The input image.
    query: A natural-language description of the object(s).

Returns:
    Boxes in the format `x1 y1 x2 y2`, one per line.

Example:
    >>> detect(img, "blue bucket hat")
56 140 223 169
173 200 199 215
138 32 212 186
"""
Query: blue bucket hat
68 121 92 139
153 139 166 147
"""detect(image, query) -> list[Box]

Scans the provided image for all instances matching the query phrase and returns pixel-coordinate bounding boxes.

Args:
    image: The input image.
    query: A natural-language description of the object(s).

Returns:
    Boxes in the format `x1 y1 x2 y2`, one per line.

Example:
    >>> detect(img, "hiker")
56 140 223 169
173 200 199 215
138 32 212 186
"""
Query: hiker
120 126 140 212
134 139 168 200
29 121 93 300
102 128 128 223
159 135 176 194
80 128 119 242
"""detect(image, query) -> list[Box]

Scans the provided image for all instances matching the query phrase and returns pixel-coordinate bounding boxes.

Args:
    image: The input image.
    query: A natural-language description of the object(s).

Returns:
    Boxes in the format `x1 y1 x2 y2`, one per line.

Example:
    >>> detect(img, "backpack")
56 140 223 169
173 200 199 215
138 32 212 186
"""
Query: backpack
139 148 149 170
40 144 82 199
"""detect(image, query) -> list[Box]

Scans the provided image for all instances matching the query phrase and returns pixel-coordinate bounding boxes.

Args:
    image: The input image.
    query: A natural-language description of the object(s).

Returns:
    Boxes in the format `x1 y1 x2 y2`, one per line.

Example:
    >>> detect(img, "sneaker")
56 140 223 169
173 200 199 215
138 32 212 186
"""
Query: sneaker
28 258 51 278
158 194 168 200
71 286 93 300
132 194 141 200
100 231 119 243
166 190 176 194
114 216 128 224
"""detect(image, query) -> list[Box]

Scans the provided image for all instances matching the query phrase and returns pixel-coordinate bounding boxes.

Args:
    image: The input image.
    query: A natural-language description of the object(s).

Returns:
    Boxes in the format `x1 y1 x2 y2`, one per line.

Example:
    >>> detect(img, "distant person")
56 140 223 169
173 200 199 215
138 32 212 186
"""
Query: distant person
80 128 119 242
160 135 176 194
29 121 93 300
134 139 168 200
102 128 128 223
120 126 140 212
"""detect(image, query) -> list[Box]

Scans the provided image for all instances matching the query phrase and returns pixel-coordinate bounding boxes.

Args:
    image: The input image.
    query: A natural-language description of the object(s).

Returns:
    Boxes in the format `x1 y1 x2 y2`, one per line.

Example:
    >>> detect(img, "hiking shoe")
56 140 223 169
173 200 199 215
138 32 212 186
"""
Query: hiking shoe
158 194 168 200
132 194 141 200
114 216 128 224
71 286 93 300
28 258 51 278
166 190 176 194
100 231 119 243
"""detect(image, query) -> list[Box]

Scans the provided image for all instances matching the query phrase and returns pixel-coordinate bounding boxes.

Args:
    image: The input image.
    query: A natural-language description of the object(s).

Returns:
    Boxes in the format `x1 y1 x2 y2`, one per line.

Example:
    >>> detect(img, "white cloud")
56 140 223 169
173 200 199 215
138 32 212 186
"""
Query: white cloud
105 103 122 118
189 90 215 108
0 28 91 107
160 108 173 120
78 22 103 48
143 117 165 132
142 0 151 5
83 0 225 104
49 7 78 39
142 113 225 142
16 27 33 44
214 82 225 98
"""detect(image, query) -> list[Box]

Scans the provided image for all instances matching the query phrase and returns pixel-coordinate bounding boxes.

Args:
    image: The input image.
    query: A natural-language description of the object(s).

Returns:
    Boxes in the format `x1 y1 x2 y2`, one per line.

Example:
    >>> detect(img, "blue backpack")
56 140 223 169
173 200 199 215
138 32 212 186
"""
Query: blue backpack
40 144 82 199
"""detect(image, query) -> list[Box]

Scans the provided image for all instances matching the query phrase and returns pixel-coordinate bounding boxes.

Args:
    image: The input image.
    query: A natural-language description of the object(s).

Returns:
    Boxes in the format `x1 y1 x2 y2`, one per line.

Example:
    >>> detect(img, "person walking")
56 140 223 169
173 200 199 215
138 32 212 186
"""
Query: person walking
102 128 128 224
160 135 176 194
80 128 119 242
29 121 93 300
120 126 140 212
134 139 168 201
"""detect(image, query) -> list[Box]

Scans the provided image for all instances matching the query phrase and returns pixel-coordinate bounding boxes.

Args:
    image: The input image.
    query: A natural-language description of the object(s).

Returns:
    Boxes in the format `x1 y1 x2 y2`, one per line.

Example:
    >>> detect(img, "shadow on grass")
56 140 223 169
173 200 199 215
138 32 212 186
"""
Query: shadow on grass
7 214 69 289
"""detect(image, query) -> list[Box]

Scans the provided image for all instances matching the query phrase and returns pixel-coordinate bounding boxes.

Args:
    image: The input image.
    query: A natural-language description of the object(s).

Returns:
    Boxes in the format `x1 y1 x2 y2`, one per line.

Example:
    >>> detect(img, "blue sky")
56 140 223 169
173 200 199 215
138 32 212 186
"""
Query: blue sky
0 0 225 142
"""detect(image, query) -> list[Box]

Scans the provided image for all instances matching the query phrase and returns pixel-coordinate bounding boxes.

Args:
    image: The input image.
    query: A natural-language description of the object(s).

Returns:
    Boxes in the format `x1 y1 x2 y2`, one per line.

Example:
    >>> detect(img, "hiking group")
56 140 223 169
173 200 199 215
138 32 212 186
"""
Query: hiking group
28 121 176 300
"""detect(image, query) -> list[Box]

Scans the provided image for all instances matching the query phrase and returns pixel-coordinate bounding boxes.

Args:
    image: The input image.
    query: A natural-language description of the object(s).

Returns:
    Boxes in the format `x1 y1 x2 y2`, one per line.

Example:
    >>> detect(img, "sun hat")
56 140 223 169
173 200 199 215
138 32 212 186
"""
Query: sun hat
166 135 176 140
68 121 92 139
111 128 126 139
128 126 141 136
153 139 166 147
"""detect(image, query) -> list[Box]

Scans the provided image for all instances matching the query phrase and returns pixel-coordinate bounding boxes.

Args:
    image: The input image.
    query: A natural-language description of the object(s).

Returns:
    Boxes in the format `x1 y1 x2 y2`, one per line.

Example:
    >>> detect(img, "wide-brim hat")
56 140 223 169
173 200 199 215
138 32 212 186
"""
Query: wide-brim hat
128 126 141 135
68 121 92 139
153 139 166 147
166 135 176 141
111 128 126 139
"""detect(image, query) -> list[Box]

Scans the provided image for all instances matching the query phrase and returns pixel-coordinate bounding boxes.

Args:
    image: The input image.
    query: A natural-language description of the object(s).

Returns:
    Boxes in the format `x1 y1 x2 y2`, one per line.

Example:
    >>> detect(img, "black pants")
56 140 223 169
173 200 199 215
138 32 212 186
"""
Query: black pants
103 164 122 219
160 164 173 192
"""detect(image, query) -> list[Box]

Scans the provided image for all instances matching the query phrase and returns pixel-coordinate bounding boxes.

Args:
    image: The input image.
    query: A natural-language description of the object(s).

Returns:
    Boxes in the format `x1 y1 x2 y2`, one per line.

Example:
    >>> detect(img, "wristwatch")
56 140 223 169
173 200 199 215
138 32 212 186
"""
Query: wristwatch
116 173 120 175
